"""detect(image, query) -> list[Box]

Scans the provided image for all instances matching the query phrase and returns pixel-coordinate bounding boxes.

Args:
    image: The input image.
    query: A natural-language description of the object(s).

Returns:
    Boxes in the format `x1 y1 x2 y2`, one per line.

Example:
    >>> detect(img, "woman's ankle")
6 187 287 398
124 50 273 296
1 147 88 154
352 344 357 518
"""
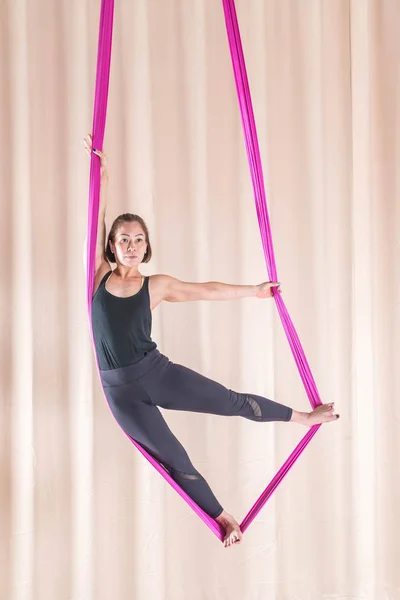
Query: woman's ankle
289 409 308 425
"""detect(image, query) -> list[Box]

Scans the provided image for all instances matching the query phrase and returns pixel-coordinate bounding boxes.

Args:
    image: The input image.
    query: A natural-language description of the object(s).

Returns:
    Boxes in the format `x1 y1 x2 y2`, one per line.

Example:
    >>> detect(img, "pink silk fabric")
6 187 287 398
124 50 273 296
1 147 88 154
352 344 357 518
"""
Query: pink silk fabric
87 0 322 542
221 0 322 533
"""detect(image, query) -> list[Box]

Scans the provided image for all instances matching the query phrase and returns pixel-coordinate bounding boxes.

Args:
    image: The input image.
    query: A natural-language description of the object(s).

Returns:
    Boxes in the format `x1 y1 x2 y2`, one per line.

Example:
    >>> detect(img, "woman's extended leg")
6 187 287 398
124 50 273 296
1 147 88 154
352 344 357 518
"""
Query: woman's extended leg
143 360 292 421
101 377 224 519
100 356 244 547
141 359 339 426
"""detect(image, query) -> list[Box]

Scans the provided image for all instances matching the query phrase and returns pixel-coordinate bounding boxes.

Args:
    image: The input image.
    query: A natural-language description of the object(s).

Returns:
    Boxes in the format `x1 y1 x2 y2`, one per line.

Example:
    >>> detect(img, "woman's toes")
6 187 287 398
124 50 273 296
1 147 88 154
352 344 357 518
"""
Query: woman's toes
305 403 340 426
232 530 242 545
224 530 241 547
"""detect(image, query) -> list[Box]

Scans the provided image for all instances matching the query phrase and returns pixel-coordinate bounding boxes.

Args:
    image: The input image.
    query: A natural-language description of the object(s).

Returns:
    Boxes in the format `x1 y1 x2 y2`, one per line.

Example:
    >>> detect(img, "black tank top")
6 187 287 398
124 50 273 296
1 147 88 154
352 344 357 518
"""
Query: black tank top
91 271 157 370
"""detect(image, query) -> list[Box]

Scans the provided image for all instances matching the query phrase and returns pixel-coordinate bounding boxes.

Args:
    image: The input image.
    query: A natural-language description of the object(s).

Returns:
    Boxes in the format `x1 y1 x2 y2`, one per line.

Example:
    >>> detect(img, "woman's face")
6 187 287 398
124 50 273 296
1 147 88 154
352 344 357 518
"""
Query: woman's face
110 221 148 266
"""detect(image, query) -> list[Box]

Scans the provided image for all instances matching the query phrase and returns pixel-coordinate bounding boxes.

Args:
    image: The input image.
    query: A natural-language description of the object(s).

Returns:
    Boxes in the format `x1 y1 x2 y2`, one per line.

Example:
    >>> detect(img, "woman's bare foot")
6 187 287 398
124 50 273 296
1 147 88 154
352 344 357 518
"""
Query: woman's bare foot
215 510 243 548
291 403 340 426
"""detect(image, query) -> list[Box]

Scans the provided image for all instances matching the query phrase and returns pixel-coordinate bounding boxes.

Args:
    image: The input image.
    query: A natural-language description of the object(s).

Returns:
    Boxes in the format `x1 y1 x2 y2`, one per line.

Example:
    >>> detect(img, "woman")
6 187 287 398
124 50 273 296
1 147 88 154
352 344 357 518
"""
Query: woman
84 134 339 547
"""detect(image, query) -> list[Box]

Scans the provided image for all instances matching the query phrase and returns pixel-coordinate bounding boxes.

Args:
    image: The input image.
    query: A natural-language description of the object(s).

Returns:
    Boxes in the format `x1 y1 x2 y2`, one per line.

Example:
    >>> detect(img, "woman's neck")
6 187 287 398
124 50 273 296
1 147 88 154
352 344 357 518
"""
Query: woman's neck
113 266 141 280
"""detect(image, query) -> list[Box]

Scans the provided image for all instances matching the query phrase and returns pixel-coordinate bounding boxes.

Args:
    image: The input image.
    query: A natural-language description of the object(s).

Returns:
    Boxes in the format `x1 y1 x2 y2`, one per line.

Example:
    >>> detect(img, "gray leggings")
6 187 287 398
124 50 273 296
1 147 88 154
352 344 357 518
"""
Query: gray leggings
100 349 292 518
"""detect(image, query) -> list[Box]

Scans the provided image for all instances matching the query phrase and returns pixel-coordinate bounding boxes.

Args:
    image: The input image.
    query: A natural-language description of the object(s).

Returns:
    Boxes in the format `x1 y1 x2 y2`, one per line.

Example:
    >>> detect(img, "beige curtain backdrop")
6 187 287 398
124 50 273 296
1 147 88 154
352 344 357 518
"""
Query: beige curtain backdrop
1 1 399 599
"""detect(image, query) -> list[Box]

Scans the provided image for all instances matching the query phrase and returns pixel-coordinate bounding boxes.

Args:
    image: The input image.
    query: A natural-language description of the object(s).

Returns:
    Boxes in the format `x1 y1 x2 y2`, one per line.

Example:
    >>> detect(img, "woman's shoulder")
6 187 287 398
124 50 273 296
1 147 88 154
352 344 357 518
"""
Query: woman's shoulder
148 273 174 288
147 274 175 310
92 263 112 298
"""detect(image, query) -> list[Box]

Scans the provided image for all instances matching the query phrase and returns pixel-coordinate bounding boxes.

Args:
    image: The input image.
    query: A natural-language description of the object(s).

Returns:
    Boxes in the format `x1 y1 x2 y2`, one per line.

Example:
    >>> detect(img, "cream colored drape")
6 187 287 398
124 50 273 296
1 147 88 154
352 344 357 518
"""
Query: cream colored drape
1 1 399 599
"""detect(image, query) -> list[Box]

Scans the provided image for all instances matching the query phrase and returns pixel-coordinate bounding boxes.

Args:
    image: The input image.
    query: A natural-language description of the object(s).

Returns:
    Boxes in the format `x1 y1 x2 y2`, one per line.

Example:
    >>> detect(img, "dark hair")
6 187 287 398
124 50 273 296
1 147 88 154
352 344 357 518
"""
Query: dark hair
105 213 152 264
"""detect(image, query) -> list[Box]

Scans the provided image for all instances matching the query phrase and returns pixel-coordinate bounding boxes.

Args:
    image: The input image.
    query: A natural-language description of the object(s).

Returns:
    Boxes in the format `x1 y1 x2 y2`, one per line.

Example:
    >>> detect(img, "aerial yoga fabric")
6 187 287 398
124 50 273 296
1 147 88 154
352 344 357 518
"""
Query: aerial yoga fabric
86 0 323 542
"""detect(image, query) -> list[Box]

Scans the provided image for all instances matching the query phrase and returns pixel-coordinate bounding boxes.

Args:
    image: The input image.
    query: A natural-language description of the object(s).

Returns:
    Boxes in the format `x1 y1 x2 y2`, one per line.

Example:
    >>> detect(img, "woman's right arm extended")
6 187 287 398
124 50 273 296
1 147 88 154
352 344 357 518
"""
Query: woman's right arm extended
83 134 111 294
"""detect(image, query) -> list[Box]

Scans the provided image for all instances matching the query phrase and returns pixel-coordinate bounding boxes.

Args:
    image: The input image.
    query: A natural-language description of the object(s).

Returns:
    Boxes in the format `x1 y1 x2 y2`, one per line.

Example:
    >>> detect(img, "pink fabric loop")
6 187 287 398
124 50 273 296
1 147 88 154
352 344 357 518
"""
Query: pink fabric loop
87 0 223 541
221 0 323 532
87 0 324 542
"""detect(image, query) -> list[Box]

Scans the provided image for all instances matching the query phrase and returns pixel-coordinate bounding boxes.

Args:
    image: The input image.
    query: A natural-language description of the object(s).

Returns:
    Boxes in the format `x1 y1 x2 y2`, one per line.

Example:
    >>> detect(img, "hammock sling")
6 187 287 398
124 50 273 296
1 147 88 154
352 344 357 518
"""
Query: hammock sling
87 0 323 542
